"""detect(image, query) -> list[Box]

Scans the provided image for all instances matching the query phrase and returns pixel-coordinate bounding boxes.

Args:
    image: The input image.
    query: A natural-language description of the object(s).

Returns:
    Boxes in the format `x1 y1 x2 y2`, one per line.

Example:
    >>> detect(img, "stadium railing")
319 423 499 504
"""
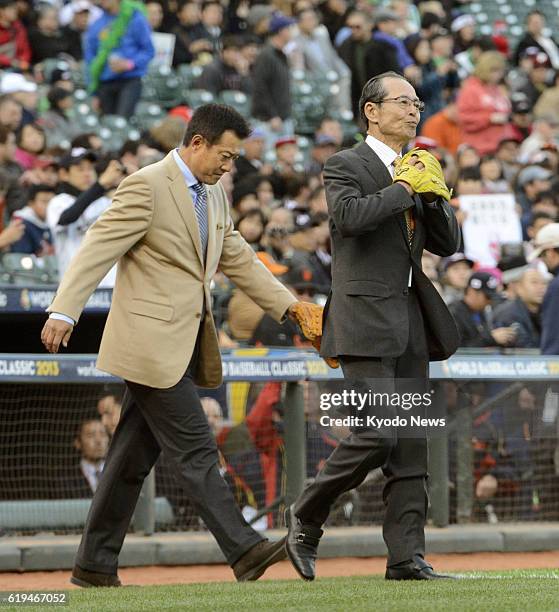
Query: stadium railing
0 348 558 536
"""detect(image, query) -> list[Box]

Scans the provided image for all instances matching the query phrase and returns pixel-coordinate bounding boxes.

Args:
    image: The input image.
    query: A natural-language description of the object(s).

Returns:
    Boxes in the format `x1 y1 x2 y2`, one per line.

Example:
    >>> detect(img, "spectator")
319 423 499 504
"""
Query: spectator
531 223 559 354
457 51 512 155
46 148 123 284
454 35 497 82
195 34 251 96
38 88 81 148
274 136 300 180
14 122 46 171
315 116 344 147
85 0 155 118
96 394 122 436
479 155 509 194
495 137 521 182
0 0 31 72
0 123 25 215
198 0 223 56
338 10 399 119
236 208 266 249
251 12 295 143
508 93 533 143
10 183 55 255
291 7 351 113
492 267 548 348
71 132 104 153
440 252 474 305
234 128 267 184
513 10 559 70
0 73 38 127
145 0 164 31
60 0 94 61
373 8 418 81
231 177 260 220
449 271 518 347
172 0 210 66
28 5 71 65
420 95 463 154
534 71 559 119
319 0 349 43
404 34 445 123
515 49 552 112
307 135 338 176
451 13 476 55
518 116 559 164
64 418 109 497
0 93 21 131
516 165 553 215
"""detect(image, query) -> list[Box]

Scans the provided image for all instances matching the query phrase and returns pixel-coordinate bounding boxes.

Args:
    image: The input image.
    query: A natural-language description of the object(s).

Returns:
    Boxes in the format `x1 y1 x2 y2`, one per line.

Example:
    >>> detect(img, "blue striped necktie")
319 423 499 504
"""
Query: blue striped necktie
192 182 208 257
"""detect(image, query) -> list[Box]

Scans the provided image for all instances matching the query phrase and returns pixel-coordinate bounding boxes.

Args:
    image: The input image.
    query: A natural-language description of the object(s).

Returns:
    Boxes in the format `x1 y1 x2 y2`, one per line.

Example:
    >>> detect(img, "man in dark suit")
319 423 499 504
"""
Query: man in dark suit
286 72 461 581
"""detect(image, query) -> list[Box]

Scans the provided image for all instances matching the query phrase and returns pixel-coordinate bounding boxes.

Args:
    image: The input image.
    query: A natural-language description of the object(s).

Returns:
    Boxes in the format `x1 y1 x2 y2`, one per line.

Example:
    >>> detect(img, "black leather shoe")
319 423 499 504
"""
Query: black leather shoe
385 555 457 580
70 565 121 588
233 538 287 582
285 505 323 581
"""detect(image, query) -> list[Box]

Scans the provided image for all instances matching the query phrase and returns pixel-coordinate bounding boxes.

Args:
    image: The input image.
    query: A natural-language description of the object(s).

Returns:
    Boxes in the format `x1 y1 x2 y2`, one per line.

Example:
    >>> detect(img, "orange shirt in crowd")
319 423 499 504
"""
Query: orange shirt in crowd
420 109 464 155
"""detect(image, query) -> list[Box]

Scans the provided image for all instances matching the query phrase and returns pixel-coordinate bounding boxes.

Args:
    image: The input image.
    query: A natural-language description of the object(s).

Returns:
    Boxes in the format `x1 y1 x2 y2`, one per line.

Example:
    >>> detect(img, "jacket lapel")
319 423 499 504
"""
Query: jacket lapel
355 141 393 187
165 153 204 268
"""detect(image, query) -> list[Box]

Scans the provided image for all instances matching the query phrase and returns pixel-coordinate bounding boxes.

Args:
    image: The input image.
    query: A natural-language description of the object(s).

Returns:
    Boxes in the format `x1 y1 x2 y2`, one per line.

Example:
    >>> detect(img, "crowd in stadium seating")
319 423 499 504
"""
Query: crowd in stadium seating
0 0 558 524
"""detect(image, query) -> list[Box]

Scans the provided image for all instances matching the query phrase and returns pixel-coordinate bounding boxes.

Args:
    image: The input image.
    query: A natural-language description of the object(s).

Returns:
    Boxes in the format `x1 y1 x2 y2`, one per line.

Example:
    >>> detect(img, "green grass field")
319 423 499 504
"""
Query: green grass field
7 571 559 612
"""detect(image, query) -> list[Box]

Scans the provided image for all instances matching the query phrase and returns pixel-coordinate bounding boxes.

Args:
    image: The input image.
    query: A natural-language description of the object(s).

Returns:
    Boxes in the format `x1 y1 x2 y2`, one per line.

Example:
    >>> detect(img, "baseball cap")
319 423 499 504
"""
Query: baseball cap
451 14 475 33
314 134 337 147
522 47 551 68
467 271 499 298
442 252 474 272
517 165 552 187
511 93 531 114
246 4 273 28
283 263 318 292
275 135 297 149
529 223 559 260
374 8 399 24
59 147 97 169
292 211 316 232
0 73 37 94
268 12 296 35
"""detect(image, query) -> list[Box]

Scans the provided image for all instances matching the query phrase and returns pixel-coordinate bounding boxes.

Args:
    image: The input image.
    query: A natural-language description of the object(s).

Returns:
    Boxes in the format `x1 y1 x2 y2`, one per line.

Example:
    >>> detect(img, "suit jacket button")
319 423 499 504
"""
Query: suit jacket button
195 312 201 318
403 289 409 296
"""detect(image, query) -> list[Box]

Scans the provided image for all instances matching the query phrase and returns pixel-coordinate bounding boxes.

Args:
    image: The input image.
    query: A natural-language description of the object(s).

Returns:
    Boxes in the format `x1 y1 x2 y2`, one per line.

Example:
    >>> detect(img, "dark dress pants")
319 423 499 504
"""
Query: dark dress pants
97 77 142 118
294 288 430 566
75 333 263 573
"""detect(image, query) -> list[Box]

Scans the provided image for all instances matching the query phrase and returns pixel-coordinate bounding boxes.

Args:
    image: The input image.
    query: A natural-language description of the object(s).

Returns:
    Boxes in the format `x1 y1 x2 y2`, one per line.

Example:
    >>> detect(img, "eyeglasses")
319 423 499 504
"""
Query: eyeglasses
375 96 425 113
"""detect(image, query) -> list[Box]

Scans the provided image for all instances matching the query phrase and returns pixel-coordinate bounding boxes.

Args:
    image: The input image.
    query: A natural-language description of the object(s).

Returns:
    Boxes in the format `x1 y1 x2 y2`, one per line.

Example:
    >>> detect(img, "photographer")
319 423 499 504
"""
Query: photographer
47 148 123 285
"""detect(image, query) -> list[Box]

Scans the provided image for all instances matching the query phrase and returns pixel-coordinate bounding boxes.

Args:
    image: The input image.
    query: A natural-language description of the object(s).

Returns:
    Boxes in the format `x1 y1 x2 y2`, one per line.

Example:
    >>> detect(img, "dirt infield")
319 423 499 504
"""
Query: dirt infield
0 552 557 590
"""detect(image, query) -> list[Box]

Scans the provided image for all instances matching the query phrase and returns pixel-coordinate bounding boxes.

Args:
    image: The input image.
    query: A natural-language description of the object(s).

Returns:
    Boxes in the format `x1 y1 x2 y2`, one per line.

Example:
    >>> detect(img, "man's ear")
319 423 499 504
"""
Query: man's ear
364 101 378 126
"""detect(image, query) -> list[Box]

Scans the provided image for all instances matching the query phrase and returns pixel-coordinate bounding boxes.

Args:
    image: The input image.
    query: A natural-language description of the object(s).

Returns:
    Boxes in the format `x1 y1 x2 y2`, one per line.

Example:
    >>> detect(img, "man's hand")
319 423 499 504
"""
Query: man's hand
108 57 133 73
41 318 74 353
99 159 125 190
393 148 452 201
491 326 517 346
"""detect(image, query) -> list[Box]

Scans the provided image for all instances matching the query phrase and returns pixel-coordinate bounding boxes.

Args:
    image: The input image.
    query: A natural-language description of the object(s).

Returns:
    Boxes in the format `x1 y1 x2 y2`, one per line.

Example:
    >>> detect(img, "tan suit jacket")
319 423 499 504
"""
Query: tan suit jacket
47 151 297 388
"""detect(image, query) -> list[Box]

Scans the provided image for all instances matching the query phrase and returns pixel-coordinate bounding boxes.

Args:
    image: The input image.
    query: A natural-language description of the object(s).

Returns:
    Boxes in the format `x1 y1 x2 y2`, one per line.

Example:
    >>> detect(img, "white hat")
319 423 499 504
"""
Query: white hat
451 14 476 33
0 73 37 94
59 0 94 27
529 223 559 261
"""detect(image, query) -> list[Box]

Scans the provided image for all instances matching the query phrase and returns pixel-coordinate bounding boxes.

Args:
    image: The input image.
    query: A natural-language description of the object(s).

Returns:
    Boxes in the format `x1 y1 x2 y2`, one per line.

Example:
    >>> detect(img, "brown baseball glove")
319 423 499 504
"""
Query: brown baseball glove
290 302 340 369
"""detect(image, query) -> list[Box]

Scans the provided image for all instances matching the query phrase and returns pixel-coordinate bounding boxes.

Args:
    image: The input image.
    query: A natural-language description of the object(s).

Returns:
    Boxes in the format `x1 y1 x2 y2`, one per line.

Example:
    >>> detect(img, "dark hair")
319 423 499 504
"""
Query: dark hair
119 139 140 157
530 211 557 225
420 12 441 30
221 34 241 51
472 35 497 52
183 103 250 146
533 190 558 206
458 167 482 182
358 71 408 126
28 183 55 202
16 122 46 154
201 0 221 11
0 124 13 145
526 9 544 23
71 133 98 149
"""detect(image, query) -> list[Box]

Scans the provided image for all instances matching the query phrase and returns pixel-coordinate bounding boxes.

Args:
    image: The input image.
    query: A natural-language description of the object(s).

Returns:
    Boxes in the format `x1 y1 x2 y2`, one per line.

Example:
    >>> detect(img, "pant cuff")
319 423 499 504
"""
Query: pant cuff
227 533 265 566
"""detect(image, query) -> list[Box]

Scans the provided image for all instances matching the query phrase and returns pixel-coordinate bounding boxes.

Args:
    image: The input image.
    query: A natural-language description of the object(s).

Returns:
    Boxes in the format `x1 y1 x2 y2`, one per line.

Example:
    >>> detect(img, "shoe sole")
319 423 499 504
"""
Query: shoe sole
237 537 288 582
70 576 121 588
285 508 315 582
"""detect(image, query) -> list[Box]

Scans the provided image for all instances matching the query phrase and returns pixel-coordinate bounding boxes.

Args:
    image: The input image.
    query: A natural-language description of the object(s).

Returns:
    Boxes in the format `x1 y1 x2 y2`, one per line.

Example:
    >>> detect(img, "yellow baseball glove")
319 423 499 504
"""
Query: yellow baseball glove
289 302 339 368
393 148 452 201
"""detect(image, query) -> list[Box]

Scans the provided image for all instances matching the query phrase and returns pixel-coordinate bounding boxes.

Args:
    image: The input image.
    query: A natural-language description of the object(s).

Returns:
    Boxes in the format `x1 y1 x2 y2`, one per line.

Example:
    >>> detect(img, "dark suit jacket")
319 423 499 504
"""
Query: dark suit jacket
321 142 460 361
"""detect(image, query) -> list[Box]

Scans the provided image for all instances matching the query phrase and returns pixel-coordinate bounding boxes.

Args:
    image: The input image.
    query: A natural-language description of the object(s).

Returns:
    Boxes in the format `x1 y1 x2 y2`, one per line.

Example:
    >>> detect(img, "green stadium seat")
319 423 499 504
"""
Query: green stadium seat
1 253 52 285
131 102 166 130
219 90 250 116
186 89 215 109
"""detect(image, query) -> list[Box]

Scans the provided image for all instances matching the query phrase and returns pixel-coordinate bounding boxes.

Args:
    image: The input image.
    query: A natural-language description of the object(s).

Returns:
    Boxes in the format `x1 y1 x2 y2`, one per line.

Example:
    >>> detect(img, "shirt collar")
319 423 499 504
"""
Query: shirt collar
365 134 401 169
172 148 199 188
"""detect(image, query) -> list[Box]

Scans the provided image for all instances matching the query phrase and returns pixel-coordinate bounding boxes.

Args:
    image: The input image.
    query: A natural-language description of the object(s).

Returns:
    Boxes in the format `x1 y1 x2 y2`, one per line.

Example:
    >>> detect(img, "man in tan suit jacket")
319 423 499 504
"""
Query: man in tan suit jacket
41 104 303 587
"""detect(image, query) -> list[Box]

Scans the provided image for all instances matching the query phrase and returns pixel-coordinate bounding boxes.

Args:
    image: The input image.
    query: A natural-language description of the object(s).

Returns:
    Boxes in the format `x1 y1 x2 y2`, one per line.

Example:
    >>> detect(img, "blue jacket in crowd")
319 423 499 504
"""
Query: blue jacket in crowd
85 9 154 84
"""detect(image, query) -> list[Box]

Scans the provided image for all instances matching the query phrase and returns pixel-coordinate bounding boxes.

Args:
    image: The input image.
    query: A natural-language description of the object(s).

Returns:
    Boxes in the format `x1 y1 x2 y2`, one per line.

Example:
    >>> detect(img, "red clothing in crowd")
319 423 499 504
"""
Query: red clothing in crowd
456 76 513 154
0 21 31 69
